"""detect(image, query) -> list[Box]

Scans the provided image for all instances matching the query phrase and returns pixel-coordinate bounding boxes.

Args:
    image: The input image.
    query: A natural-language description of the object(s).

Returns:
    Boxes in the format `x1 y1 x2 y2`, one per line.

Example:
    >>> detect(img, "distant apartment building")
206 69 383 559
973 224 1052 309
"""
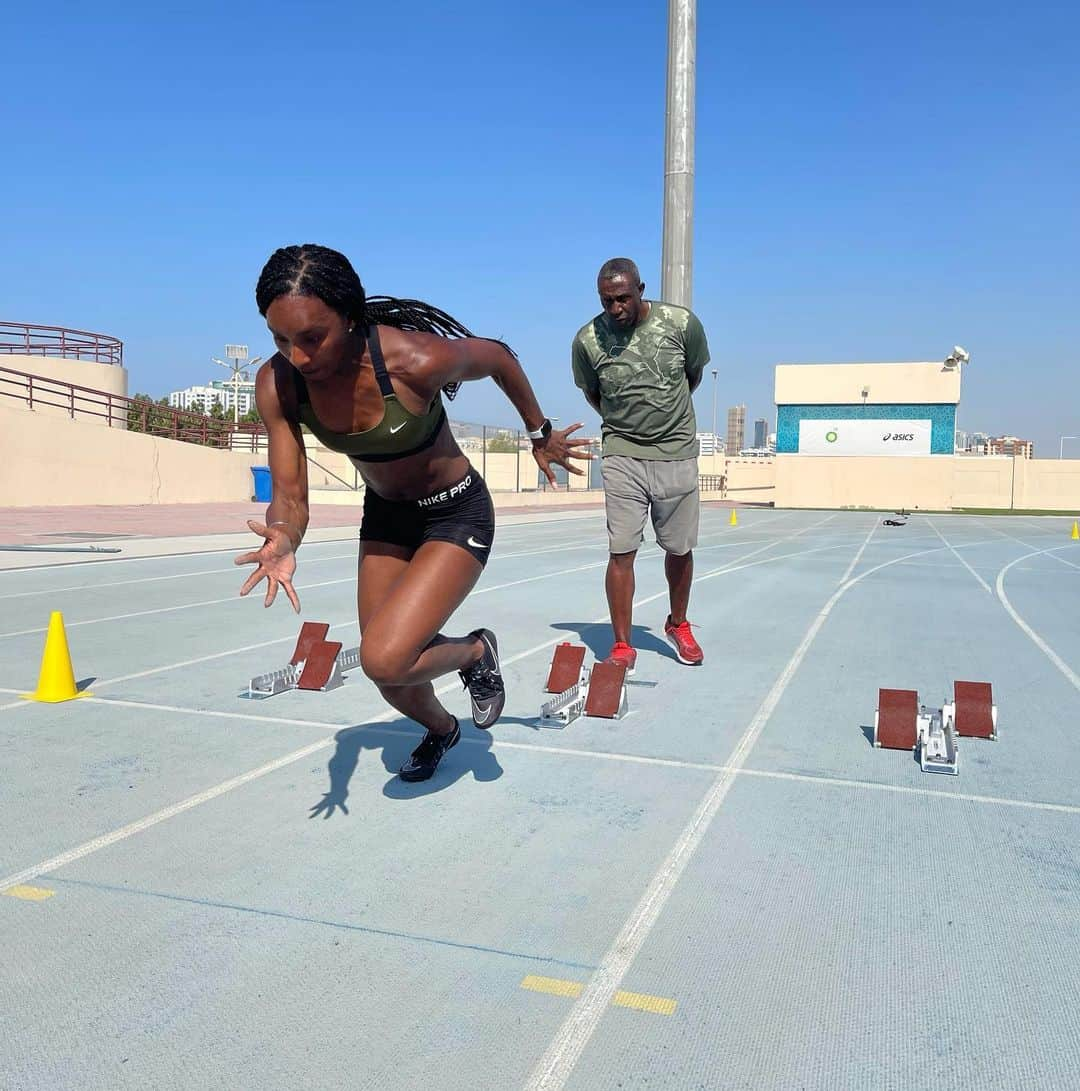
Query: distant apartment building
753 418 768 449
956 431 1033 458
987 435 1034 458
725 404 746 456
168 378 255 416
697 432 721 456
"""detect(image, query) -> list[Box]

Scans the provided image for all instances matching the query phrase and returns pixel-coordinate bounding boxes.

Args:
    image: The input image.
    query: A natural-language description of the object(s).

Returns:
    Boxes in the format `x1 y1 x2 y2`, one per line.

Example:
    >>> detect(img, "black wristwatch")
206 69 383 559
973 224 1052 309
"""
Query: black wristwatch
527 418 552 442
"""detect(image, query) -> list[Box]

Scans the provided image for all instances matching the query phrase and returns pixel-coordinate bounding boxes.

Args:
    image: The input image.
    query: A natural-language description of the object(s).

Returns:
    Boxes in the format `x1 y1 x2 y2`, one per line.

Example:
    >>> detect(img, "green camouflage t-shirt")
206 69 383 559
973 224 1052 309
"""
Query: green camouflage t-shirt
571 302 710 460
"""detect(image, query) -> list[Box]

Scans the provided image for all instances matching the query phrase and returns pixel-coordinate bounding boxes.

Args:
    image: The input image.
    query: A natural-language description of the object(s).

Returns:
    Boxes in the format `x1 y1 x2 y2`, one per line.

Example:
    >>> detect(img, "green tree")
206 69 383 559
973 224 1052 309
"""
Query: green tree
486 431 520 453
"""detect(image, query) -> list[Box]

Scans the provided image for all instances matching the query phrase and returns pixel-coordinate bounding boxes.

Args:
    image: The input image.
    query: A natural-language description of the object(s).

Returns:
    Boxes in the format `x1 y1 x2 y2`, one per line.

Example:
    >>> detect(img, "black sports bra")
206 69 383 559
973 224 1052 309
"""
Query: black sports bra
277 326 446 465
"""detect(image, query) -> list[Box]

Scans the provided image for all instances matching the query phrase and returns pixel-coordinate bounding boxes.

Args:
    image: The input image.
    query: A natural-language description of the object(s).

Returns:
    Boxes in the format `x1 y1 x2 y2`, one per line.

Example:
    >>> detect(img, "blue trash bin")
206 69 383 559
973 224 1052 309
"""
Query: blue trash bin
251 466 272 503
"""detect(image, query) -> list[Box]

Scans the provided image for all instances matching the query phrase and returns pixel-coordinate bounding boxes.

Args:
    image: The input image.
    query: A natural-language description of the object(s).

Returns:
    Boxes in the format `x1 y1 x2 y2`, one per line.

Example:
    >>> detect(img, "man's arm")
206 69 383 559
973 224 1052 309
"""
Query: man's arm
683 312 711 393
571 337 602 414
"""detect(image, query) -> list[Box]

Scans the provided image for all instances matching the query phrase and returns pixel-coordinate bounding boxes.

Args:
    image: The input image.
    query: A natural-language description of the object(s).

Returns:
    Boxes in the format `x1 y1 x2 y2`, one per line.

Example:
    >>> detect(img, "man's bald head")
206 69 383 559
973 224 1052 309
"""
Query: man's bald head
597 257 642 286
596 258 647 329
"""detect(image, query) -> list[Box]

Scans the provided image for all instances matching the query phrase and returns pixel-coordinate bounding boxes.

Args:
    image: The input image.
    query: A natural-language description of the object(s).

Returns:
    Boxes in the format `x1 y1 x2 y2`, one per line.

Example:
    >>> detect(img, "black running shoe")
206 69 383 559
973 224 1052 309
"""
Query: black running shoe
398 718 460 782
458 628 504 729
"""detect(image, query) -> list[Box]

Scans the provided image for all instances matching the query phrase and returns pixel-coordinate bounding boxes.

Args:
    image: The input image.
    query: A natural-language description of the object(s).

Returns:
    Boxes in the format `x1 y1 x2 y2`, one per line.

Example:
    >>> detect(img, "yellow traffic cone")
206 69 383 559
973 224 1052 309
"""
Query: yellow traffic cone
21 612 90 703
729 508 738 527
1072 520 1079 541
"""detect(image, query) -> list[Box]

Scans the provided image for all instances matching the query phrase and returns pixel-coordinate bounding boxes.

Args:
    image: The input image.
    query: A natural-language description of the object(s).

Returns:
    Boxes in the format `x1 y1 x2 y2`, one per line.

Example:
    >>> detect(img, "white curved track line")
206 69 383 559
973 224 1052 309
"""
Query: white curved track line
995 547 1080 693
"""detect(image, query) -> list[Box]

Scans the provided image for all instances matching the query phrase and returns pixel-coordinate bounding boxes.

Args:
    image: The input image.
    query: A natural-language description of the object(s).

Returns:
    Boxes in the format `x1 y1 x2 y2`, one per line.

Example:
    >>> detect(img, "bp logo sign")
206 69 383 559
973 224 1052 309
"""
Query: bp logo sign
825 430 838 443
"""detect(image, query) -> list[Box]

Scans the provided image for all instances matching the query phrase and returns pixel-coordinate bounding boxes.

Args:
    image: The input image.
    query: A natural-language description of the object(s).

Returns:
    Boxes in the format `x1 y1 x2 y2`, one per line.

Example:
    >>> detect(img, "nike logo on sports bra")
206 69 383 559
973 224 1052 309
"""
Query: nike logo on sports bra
389 422 407 434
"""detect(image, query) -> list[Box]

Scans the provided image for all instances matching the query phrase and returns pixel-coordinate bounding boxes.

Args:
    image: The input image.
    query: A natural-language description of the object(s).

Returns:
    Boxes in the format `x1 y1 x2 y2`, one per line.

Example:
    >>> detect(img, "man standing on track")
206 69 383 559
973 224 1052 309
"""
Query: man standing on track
571 257 710 673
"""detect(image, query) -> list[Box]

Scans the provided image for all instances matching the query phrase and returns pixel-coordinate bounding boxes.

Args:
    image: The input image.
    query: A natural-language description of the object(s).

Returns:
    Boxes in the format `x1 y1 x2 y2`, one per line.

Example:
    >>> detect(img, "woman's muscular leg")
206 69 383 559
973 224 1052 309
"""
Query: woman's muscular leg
358 541 484 734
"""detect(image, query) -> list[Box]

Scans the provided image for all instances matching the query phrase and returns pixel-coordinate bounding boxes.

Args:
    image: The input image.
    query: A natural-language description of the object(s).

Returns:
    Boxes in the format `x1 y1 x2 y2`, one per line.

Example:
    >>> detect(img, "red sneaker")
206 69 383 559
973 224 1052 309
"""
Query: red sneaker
605 641 637 674
664 616 703 665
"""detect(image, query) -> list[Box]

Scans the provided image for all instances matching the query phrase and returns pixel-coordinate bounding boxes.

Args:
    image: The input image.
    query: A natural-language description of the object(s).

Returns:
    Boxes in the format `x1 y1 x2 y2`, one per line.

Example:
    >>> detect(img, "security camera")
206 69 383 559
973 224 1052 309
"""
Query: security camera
944 345 970 368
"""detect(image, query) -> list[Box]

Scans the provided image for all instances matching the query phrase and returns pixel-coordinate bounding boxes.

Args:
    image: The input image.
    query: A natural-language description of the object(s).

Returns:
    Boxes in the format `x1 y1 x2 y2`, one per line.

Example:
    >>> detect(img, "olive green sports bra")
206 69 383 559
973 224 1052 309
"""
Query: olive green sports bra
276 326 446 464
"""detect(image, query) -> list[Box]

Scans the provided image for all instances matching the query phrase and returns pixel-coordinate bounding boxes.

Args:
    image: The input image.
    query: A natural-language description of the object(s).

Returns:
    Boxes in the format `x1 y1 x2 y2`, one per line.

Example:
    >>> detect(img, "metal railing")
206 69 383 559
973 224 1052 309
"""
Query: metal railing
448 418 603 491
0 321 123 365
0 364 267 449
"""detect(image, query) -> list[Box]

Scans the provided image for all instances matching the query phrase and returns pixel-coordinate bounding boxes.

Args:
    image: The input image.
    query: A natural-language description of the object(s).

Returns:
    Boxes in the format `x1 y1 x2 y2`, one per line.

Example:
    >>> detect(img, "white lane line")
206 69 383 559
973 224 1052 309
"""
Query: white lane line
0 520 805 639
524 523 1009 1090
995 547 1080 693
0 535 359 576
0 551 358 602
0 526 850 889
838 515 877 583
927 519 992 593
35 695 1080 818
737 767 1080 816
0 577 356 639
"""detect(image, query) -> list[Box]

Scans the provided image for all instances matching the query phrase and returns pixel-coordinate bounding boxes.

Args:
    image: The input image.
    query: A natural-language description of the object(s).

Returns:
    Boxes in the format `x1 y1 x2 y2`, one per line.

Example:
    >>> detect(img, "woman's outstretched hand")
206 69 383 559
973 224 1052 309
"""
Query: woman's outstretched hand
532 422 595 487
235 519 301 612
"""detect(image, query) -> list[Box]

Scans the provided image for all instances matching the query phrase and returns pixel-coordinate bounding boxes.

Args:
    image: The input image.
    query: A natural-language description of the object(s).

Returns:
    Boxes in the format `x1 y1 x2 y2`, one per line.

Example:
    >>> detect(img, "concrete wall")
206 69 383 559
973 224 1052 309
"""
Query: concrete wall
0 355 129 426
775 453 1080 511
774 362 960 406
0 402 261 506
724 457 776 502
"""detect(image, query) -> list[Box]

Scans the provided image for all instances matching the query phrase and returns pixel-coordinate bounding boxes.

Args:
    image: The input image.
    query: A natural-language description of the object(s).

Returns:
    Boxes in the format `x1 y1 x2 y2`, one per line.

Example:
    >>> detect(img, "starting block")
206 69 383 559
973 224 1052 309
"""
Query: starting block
874 688 919 750
539 645 631 727
583 660 629 719
953 680 997 739
545 642 587 693
873 688 958 775
873 679 998 775
241 622 359 700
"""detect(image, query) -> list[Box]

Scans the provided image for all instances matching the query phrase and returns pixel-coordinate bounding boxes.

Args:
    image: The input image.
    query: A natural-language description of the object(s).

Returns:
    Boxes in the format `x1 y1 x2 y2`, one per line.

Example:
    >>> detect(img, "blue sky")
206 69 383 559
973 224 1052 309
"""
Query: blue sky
3 1 1077 455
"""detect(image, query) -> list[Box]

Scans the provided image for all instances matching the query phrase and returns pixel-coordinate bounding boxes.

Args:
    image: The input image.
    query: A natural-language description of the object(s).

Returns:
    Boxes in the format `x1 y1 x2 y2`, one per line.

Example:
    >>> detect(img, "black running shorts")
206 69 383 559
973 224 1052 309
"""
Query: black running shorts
359 469 495 566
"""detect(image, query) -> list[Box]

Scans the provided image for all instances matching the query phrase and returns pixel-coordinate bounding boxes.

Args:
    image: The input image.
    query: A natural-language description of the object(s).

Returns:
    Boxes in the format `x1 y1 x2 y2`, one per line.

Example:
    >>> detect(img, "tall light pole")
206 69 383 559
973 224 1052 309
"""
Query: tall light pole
710 368 718 454
212 345 263 424
661 0 696 308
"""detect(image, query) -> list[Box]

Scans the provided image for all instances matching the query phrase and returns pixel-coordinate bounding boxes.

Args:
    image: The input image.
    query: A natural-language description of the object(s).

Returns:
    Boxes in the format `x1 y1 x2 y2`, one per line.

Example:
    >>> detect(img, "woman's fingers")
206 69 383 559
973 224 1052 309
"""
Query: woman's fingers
282 579 302 614
239 567 267 597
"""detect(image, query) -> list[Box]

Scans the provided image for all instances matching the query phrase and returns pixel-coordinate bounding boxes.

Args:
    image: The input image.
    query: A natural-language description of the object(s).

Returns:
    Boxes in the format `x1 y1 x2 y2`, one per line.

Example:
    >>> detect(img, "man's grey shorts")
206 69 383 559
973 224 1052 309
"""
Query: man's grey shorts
601 455 700 556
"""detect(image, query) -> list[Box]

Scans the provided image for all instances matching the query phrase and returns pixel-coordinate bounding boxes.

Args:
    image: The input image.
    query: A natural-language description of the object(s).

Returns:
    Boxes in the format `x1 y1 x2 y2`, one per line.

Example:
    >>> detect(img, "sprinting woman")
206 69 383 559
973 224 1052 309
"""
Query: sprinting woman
235 244 590 781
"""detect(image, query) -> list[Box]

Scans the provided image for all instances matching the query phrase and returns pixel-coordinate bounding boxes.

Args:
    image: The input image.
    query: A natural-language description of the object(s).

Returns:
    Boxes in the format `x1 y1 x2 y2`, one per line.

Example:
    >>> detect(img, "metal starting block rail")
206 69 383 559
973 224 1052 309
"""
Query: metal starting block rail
540 682 587 726
873 681 997 776
241 622 359 700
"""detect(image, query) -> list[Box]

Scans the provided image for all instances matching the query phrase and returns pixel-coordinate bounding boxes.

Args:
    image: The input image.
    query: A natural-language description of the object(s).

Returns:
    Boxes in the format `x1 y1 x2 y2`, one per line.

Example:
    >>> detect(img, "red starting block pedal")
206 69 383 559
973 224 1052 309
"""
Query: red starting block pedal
953 680 997 739
291 622 330 666
874 688 919 750
584 660 629 719
297 640 343 691
546 642 587 694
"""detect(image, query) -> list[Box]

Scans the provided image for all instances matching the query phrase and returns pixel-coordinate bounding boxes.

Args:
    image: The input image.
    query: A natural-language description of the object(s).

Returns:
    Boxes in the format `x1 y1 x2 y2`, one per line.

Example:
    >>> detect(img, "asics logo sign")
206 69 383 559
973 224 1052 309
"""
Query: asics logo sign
882 432 915 442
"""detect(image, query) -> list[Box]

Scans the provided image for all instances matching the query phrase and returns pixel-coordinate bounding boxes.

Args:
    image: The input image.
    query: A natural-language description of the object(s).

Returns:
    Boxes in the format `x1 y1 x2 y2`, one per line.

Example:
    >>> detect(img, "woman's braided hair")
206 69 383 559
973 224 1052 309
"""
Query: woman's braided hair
255 243 515 400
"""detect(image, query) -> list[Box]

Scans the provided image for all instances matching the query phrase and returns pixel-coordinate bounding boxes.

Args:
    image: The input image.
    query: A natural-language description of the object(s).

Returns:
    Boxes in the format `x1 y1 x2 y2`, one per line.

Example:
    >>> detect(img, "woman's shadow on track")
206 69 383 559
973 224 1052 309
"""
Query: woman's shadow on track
309 718 502 818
